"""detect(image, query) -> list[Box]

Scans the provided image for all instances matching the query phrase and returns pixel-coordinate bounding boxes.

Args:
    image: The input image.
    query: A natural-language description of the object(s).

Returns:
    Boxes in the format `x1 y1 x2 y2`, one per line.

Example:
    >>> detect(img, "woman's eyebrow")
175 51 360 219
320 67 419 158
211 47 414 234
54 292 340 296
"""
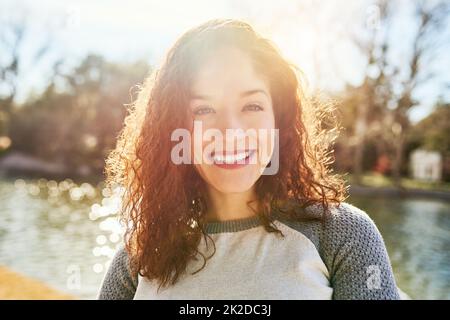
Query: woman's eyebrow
190 89 269 101
190 93 211 100
240 89 268 98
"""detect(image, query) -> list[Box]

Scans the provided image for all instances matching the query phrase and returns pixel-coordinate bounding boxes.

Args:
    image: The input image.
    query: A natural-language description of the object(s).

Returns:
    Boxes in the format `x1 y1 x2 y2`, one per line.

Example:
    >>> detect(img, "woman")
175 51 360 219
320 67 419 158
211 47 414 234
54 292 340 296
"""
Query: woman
98 19 400 300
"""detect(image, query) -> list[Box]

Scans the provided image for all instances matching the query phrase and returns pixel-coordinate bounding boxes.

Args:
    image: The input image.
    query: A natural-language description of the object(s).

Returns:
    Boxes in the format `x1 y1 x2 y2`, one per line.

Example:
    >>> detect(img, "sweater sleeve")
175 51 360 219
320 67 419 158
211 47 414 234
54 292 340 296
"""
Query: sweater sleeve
97 246 138 300
320 203 401 300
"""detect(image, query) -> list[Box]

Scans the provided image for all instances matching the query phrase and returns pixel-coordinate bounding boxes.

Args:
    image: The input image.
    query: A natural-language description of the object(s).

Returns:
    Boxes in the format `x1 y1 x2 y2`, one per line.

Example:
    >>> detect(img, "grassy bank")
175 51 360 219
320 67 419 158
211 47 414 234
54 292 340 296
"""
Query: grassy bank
346 173 450 192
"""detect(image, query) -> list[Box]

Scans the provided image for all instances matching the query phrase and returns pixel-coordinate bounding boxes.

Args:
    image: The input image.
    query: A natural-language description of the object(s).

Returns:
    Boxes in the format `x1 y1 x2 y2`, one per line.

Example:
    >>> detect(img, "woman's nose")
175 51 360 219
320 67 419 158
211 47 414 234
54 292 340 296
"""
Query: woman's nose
216 108 244 132
216 109 247 149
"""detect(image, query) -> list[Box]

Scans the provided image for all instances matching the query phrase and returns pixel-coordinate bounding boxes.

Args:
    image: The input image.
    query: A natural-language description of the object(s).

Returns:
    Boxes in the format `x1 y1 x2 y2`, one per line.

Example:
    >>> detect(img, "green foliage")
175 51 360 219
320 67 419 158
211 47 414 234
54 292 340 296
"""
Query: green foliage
408 102 450 155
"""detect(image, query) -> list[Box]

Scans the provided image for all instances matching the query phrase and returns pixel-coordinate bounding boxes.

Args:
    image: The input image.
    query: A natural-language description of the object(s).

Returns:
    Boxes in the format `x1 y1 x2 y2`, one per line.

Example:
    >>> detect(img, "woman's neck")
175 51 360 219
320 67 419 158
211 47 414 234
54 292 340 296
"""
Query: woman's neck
204 186 259 222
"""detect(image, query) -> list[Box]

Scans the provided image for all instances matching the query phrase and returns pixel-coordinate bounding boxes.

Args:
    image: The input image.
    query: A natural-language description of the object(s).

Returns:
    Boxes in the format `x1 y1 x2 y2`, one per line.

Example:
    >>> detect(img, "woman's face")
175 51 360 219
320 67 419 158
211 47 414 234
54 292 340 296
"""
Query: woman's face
189 47 275 194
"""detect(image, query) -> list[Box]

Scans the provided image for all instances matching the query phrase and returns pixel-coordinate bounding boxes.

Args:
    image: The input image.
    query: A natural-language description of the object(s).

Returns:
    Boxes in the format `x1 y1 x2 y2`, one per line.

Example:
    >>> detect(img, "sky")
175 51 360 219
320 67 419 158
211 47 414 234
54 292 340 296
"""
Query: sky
1 0 449 123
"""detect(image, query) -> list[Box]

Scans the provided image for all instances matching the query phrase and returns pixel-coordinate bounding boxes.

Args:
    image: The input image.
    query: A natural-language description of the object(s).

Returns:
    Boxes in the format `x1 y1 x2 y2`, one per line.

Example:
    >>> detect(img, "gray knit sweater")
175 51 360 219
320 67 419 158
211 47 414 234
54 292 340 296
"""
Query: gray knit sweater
97 202 401 300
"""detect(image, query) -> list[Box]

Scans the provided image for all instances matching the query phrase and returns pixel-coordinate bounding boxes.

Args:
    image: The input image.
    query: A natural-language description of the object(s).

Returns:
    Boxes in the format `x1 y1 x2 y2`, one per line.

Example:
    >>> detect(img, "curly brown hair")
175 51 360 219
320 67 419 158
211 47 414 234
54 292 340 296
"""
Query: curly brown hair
105 19 348 291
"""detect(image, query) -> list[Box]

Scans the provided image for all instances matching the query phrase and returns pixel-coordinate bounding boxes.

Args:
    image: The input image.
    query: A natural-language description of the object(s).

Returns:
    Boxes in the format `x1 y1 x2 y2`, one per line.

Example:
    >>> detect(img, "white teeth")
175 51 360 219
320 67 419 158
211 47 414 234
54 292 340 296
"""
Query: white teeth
213 151 250 164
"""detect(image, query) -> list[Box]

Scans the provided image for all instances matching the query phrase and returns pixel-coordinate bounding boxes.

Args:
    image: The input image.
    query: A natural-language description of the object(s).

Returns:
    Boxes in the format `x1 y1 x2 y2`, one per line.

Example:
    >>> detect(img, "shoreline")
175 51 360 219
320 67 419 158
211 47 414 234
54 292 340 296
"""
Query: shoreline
349 184 450 202
0 265 76 300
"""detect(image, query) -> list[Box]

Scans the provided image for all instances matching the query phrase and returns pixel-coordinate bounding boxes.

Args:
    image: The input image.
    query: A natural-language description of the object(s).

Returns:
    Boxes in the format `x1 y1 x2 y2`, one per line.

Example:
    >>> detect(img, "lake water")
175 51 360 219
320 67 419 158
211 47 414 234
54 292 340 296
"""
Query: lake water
0 178 449 299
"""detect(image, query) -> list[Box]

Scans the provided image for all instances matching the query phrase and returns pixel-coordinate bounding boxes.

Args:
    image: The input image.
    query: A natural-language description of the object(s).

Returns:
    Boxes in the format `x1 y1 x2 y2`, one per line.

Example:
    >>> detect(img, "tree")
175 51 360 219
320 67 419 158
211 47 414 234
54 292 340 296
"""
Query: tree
389 1 450 185
9 55 150 176
408 101 450 154
0 13 51 138
341 0 449 186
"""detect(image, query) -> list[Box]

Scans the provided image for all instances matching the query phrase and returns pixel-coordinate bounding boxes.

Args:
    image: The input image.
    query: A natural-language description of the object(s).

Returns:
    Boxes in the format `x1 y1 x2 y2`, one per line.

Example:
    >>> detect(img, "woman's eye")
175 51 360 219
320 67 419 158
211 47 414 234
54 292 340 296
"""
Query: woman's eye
243 103 264 112
193 106 215 116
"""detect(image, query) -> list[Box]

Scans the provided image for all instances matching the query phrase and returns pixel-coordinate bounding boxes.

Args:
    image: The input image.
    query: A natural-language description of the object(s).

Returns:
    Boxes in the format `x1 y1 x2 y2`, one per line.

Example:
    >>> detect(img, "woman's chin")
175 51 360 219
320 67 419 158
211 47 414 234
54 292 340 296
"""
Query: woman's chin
212 182 254 194
205 170 260 194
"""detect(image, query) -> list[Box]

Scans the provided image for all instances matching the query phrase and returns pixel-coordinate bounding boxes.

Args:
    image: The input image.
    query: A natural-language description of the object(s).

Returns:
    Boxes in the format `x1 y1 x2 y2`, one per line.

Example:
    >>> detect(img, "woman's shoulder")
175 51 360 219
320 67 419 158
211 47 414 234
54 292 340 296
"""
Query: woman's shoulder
277 201 387 260
322 202 379 233
275 201 383 252
299 201 400 299
302 201 384 247
97 245 138 300
304 201 373 223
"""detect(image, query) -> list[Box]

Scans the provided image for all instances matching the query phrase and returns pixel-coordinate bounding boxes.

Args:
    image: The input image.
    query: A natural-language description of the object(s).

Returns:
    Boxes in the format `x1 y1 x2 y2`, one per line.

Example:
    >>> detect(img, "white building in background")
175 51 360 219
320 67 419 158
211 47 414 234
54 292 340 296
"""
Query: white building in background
410 149 442 182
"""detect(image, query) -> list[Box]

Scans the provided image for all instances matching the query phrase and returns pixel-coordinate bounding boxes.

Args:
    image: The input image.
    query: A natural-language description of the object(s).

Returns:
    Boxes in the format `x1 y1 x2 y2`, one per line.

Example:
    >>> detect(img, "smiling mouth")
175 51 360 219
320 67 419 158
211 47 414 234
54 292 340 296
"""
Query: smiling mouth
210 150 257 169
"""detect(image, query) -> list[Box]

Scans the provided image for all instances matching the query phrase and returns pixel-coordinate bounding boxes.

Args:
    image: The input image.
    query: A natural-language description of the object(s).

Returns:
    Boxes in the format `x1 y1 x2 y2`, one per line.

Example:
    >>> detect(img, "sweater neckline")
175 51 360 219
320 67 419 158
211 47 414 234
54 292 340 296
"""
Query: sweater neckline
203 212 281 234
201 202 321 234
204 215 263 233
